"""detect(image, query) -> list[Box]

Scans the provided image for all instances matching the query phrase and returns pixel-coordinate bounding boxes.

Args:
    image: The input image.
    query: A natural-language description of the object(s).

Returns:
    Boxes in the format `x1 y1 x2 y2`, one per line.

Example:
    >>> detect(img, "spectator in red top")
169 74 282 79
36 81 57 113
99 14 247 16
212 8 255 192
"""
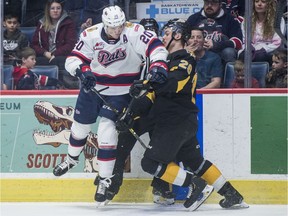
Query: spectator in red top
232 60 259 88
13 47 64 90
31 0 77 84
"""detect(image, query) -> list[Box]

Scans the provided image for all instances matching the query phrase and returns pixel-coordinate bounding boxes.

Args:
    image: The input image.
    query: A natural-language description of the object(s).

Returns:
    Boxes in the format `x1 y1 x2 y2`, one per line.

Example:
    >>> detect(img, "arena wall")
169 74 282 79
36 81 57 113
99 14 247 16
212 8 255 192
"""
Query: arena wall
0 89 287 204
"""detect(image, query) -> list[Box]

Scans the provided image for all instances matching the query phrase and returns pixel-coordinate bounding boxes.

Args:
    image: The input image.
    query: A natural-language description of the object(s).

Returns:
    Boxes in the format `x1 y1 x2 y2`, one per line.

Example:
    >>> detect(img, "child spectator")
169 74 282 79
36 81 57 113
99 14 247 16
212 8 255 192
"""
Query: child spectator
31 0 77 87
232 60 259 88
13 47 64 90
3 14 29 65
265 49 288 88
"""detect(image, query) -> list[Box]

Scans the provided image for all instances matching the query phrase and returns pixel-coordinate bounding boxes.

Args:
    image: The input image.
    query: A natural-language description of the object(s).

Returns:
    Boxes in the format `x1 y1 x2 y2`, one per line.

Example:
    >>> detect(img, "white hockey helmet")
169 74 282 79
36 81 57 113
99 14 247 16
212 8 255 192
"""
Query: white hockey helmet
102 5 126 27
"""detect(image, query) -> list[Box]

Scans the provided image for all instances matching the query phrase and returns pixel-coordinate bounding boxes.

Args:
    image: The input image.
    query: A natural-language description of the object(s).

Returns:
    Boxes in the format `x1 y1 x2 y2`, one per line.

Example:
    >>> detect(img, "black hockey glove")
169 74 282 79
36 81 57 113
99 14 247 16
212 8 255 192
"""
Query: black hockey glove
129 80 151 99
115 108 135 132
146 61 168 84
76 64 97 92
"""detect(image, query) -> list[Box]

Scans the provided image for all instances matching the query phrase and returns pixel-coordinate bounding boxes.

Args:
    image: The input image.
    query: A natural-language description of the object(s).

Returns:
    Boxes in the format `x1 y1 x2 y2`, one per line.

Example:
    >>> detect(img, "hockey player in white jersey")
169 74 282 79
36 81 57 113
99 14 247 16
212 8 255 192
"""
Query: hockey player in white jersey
53 5 169 206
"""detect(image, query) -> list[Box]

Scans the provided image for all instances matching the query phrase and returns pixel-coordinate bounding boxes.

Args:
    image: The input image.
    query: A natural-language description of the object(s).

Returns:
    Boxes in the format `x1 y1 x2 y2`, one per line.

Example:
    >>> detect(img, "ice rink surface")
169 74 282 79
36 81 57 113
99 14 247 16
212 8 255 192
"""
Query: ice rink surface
1 203 287 216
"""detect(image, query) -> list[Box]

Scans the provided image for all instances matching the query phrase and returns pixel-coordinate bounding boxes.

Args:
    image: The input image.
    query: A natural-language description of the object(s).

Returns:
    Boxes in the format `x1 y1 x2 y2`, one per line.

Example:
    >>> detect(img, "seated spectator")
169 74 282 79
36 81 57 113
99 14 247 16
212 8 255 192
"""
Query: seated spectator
3 13 29 66
232 60 259 88
78 0 118 35
265 49 287 88
186 0 243 66
31 0 77 88
186 27 223 88
13 47 64 90
79 0 110 33
239 0 285 65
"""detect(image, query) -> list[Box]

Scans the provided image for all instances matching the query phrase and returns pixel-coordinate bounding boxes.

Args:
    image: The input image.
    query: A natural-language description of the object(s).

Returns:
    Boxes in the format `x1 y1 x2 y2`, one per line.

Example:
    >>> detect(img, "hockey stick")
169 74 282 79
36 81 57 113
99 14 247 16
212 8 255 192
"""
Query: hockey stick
90 87 151 149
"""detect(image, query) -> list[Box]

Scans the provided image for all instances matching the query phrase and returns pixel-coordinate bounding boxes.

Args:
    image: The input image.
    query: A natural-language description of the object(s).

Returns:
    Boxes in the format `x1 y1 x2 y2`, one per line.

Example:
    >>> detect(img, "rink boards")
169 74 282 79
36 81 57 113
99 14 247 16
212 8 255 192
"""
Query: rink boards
0 89 287 204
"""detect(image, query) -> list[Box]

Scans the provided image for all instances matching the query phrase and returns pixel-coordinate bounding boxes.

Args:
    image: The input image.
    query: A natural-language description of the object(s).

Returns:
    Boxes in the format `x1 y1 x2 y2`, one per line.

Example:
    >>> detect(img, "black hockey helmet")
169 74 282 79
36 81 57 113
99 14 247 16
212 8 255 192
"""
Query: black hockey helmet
140 18 159 36
162 18 190 42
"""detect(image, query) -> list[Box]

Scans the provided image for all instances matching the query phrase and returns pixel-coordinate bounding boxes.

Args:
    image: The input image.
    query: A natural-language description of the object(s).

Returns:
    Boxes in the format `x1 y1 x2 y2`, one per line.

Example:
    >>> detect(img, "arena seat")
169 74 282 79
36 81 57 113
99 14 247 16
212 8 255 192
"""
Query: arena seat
19 26 36 45
223 62 269 88
30 65 59 90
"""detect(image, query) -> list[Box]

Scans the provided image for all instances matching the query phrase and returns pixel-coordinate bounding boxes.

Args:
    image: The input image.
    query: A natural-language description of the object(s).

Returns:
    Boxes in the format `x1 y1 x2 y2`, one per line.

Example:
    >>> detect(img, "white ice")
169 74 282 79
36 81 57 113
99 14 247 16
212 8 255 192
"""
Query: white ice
1 203 287 216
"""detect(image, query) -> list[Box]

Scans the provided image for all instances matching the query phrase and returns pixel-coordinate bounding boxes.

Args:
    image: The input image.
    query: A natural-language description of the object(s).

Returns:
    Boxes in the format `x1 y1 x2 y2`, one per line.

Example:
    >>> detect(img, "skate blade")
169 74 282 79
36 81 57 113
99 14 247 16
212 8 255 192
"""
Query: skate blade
153 198 175 206
188 185 214 211
95 201 108 208
226 201 249 209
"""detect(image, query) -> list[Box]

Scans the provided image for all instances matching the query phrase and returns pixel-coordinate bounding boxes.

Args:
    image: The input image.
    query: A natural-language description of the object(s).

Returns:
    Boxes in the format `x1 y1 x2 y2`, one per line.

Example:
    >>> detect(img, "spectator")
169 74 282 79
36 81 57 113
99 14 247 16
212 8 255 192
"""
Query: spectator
3 13 29 66
139 18 160 36
231 60 259 88
265 49 287 88
186 0 243 66
12 47 64 90
186 27 223 88
31 0 78 88
79 0 110 32
238 0 285 65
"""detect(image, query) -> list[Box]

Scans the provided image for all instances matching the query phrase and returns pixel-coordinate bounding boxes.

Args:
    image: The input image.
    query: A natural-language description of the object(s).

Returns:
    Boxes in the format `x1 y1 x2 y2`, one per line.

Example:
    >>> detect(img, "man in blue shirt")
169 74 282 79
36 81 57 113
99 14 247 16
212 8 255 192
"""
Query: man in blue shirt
186 27 223 88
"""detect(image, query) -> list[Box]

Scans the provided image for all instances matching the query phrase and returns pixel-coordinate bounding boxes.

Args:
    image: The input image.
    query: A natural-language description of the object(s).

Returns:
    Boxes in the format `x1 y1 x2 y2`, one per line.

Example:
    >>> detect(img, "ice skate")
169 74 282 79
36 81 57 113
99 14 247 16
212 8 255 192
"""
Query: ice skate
94 175 118 204
218 182 249 209
95 177 112 207
53 155 79 176
152 187 175 205
184 176 213 211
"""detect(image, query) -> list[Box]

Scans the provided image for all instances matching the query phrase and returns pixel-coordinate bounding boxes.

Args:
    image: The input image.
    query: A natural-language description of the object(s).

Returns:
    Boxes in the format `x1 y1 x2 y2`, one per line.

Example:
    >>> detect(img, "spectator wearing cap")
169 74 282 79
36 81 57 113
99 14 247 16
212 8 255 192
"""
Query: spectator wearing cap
186 0 243 67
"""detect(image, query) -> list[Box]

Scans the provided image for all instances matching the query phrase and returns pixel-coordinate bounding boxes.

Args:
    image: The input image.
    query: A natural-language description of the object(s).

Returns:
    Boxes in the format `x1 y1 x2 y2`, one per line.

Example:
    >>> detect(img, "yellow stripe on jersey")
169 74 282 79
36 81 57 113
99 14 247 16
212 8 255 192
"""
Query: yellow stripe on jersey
201 164 222 185
191 73 197 104
146 91 155 103
176 76 190 93
170 66 178 71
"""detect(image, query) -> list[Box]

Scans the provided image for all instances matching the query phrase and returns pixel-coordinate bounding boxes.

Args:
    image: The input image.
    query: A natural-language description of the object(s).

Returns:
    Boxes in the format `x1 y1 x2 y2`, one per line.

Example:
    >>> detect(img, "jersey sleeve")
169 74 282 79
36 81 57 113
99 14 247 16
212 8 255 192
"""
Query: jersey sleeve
128 23 168 64
65 27 95 76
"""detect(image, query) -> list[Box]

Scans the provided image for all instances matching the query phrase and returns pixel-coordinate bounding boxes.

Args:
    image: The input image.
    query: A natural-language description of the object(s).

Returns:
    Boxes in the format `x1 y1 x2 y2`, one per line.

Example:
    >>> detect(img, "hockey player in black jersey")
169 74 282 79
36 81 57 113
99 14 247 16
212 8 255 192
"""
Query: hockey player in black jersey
102 18 249 211
97 19 214 211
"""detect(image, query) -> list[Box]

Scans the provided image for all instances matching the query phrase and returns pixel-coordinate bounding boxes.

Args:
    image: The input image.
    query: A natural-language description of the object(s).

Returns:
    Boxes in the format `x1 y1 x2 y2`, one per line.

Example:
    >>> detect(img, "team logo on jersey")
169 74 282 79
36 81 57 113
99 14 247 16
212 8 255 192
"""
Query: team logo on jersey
93 42 105 50
98 48 127 67
134 25 140 32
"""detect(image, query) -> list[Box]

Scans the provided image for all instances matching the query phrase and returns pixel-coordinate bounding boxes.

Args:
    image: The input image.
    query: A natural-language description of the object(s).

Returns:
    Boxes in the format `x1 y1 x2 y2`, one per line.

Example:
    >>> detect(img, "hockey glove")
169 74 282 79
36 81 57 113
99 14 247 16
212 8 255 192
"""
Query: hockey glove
146 61 168 84
129 80 151 99
76 64 97 92
115 108 135 132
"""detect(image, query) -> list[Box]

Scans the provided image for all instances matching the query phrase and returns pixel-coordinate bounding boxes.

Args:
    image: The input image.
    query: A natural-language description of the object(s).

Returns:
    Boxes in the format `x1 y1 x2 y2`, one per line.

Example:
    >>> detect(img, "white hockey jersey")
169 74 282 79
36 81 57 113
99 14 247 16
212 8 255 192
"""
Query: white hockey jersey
65 22 168 95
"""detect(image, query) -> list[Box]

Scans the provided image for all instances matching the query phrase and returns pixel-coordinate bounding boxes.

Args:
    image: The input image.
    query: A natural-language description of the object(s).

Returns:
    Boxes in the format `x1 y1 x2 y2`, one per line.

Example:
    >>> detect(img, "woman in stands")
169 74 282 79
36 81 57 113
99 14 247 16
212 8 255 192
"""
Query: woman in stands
31 0 77 88
238 0 285 65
